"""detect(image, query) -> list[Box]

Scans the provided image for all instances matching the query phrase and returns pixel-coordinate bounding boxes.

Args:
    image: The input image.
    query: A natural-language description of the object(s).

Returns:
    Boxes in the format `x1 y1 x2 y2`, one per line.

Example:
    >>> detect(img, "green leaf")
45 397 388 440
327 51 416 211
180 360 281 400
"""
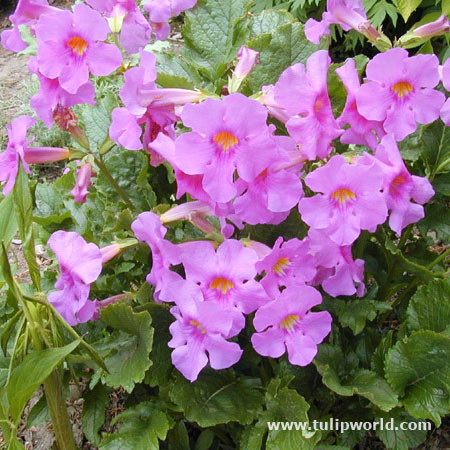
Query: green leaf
246 9 295 37
100 303 153 392
407 279 450 335
169 371 264 427
421 121 450 178
82 384 109 446
397 0 423 21
99 402 169 450
156 53 203 88
194 429 215 450
34 182 72 226
385 330 450 425
245 22 323 92
13 165 40 289
443 0 450 16
0 195 18 250
418 203 450 242
182 0 251 79
26 395 49 428
6 339 81 423
315 345 398 412
374 409 428 450
168 421 190 450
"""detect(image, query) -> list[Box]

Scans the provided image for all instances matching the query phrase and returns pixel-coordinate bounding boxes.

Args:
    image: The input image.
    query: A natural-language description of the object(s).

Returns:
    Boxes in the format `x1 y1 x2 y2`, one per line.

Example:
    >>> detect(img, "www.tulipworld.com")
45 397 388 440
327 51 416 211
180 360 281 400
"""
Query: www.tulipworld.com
267 418 432 433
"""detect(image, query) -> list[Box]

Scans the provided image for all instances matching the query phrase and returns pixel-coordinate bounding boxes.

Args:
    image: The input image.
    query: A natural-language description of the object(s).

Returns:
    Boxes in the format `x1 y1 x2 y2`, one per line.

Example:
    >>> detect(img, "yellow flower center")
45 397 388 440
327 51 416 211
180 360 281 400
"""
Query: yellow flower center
67 36 88 56
189 319 206 334
213 131 239 151
209 277 234 294
331 188 356 204
391 81 414 98
280 314 300 330
273 257 290 275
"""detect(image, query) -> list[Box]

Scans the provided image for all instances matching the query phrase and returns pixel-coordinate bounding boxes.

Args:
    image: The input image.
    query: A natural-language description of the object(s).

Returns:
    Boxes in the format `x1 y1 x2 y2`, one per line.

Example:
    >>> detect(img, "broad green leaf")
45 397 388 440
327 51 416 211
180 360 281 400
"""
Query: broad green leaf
315 345 398 412
26 395 49 427
34 183 72 225
7 339 81 423
385 330 450 425
182 0 251 79
82 384 109 446
407 278 450 334
156 53 203 89
246 9 295 38
13 165 40 289
418 203 450 242
374 409 428 450
397 0 423 21
0 195 18 250
246 22 323 92
169 371 264 427
100 303 153 392
100 402 169 450
421 121 450 178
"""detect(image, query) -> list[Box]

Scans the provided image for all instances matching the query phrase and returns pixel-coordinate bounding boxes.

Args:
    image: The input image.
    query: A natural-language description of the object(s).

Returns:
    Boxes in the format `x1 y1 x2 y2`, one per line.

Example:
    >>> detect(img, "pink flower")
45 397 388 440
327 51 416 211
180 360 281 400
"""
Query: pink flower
1 115 70 196
86 0 151 53
1 0 58 52
131 212 183 302
274 50 342 160
174 94 275 203
71 162 93 203
298 155 387 246
252 286 332 366
306 229 365 297
356 48 445 141
439 58 450 126
179 239 270 334
168 280 242 382
229 46 259 93
362 135 434 236
48 231 103 326
35 3 122 94
305 0 377 44
28 57 96 127
335 58 385 149
256 237 316 298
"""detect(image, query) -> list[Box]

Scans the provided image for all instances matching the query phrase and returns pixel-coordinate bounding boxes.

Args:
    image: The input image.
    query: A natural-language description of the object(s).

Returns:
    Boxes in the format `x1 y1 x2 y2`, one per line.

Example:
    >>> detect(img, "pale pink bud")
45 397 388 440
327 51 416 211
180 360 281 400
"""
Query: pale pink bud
100 243 123 264
160 201 212 223
413 15 450 38
70 162 92 203
23 146 71 164
234 46 259 79
138 88 205 107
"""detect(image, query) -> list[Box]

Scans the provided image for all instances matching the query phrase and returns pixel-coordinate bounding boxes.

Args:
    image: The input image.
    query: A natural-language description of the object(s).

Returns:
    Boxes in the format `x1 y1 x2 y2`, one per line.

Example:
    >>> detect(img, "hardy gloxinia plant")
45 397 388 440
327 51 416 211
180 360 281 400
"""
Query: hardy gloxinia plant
1 0 449 447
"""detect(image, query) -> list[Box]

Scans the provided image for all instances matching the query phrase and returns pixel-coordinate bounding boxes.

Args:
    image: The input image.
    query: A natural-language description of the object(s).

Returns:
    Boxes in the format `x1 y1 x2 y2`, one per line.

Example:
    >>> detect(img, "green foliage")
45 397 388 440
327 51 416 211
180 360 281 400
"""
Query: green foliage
82 384 110 446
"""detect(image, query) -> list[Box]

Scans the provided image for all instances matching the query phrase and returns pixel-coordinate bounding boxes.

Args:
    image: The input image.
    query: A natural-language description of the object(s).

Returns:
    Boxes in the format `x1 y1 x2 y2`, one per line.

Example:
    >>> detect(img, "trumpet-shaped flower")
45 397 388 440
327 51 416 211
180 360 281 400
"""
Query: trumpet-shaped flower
298 155 387 245
35 3 122 94
48 231 103 326
256 237 316 298
179 239 270 334
168 280 243 382
274 50 342 160
439 58 450 126
362 135 434 235
356 48 445 141
335 58 385 149
174 94 275 202
1 115 70 195
1 0 58 52
71 162 93 203
252 286 332 366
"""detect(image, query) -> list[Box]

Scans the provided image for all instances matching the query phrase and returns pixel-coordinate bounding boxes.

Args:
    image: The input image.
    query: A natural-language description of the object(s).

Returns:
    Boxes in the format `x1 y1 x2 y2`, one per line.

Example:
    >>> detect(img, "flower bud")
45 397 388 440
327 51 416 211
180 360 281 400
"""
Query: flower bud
70 162 93 203
229 46 259 93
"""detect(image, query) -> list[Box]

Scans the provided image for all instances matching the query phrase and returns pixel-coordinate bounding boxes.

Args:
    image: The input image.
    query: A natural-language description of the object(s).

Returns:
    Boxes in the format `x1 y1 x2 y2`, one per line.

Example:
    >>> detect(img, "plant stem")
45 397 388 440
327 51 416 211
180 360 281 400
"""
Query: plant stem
43 371 77 450
94 155 136 210
427 247 450 270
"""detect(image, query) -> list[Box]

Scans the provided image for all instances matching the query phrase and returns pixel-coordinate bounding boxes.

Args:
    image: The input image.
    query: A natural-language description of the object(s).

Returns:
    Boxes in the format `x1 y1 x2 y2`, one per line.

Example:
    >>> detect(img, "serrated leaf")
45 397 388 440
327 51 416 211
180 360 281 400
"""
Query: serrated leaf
246 9 296 37
407 278 450 334
374 409 428 450
397 0 423 21
0 194 18 251
34 183 72 225
315 345 398 411
100 303 153 392
7 339 81 423
421 120 450 178
82 384 109 446
169 371 263 427
246 22 323 92
99 402 169 450
385 330 450 426
182 0 251 79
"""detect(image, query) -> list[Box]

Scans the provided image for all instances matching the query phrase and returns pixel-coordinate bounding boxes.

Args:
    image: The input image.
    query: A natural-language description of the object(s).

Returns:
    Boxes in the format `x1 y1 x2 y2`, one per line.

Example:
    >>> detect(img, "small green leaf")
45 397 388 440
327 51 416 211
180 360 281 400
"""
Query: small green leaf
100 402 169 450
7 339 81 423
82 384 109 445
397 0 423 21
168 421 190 450
100 303 153 392
385 330 450 426
194 429 215 450
26 395 49 428
0 194 18 250
421 121 450 178
169 371 264 427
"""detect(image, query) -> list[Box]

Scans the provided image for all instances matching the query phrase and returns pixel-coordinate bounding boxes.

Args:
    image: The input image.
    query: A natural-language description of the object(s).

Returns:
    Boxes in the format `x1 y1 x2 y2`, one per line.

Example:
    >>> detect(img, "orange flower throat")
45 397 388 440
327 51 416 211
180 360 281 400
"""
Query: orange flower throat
213 131 239 151
67 36 88 56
